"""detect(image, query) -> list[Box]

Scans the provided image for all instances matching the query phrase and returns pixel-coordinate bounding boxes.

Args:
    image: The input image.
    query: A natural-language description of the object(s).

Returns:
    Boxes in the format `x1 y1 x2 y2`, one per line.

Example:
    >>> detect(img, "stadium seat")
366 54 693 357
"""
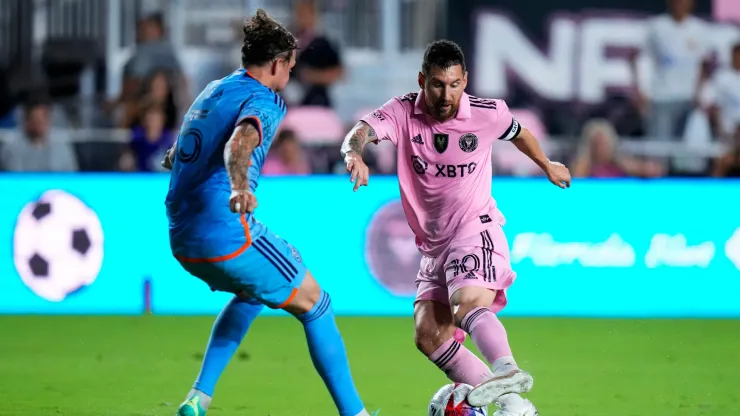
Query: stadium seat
282 106 345 145
492 108 549 176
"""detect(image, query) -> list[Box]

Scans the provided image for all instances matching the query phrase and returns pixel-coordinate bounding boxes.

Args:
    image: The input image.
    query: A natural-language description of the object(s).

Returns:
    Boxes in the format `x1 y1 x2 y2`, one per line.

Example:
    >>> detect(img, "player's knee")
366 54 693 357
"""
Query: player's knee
450 287 496 328
282 271 322 316
414 322 448 357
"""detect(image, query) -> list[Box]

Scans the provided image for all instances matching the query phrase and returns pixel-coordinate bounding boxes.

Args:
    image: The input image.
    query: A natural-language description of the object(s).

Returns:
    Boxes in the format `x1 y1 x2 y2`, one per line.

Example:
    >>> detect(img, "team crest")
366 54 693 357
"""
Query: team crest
433 133 449 154
459 133 478 153
281 238 302 263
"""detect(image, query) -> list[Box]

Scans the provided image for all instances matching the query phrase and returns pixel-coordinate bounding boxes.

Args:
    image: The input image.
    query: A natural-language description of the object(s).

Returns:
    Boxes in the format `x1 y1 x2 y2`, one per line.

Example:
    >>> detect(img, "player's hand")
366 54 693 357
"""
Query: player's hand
545 161 571 189
229 190 258 214
345 152 370 192
161 147 175 170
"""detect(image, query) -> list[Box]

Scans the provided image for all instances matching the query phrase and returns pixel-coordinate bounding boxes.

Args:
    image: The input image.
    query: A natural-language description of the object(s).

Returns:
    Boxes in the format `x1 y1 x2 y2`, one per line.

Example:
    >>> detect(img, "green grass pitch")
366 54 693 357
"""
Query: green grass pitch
0 316 738 416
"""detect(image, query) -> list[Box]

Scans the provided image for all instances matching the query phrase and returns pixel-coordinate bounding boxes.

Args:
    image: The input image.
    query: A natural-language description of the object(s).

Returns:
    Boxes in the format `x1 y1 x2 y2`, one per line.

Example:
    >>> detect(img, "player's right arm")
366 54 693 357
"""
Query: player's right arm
340 121 378 192
224 121 261 214
341 97 405 191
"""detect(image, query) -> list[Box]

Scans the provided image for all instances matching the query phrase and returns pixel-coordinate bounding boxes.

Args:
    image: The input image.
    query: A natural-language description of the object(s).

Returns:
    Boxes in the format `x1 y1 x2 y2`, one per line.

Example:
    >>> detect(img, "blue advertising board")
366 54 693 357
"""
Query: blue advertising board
1 174 739 317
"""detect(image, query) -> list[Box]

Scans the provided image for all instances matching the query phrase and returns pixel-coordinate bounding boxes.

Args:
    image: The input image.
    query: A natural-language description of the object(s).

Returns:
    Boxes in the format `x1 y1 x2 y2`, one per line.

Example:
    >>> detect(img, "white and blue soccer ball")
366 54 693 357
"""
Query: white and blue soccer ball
13 190 104 302
429 383 487 416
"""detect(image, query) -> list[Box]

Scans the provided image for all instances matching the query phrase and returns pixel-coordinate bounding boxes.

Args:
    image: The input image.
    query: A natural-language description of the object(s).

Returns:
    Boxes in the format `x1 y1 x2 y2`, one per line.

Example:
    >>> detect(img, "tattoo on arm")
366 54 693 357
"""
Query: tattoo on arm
341 121 378 157
224 122 260 191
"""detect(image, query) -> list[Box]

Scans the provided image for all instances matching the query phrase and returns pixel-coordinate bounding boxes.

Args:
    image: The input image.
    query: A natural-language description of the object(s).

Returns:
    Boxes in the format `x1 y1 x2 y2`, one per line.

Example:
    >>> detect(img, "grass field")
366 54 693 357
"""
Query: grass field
0 316 738 416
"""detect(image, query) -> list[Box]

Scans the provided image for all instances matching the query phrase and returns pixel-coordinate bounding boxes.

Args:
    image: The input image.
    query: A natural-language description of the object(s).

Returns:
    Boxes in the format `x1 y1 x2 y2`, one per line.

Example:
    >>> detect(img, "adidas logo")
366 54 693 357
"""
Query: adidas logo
412 134 424 144
464 271 477 279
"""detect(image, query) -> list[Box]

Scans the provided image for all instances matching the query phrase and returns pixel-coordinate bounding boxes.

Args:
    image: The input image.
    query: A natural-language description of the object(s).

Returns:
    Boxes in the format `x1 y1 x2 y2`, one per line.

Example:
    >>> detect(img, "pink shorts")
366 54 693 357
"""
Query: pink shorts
415 224 516 313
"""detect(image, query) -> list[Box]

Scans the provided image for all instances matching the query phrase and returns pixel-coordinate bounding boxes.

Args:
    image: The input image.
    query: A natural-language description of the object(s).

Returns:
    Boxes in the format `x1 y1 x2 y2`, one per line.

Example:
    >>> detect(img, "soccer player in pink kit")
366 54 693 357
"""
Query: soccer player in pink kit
340 40 571 416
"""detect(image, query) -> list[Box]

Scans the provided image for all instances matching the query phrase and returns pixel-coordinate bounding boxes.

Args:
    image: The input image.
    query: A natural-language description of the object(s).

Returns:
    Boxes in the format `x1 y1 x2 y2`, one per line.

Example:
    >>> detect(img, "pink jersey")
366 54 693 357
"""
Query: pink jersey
361 91 521 257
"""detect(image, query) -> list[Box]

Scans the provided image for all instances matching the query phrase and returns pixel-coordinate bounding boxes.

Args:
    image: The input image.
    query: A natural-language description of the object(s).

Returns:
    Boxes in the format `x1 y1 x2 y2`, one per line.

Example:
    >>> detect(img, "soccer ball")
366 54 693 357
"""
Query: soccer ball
429 383 487 416
13 190 104 302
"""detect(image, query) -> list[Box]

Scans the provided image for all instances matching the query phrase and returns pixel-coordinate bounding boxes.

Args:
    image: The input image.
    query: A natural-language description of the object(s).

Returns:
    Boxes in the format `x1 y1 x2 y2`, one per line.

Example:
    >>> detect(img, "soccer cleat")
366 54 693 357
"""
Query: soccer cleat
176 395 206 416
465 369 534 407
493 397 538 416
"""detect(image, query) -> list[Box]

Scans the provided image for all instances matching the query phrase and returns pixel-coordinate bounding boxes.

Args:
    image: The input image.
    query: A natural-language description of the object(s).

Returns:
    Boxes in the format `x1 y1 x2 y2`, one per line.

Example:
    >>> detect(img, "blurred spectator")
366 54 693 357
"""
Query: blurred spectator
121 70 179 130
702 42 740 140
112 13 187 123
630 0 713 140
118 104 175 172
0 95 78 172
0 66 16 128
712 125 740 177
262 129 311 176
571 119 664 178
291 0 344 107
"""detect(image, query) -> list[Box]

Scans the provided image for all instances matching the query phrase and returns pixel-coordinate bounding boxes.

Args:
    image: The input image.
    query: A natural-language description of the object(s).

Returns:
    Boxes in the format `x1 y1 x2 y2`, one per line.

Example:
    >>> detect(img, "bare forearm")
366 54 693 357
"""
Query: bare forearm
511 128 549 170
224 123 260 190
340 121 377 158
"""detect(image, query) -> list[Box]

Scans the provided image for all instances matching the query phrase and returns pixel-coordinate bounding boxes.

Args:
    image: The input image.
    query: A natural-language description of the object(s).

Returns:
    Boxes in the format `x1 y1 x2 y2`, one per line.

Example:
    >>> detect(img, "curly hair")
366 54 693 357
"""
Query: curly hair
241 8 298 68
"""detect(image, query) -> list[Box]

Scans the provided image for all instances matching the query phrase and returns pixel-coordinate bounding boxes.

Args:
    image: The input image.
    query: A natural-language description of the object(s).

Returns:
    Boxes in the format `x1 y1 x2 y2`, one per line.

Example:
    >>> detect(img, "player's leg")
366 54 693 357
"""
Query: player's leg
450 286 535 413
175 263 264 416
413 299 494 385
443 228 534 410
282 271 373 416
237 227 373 416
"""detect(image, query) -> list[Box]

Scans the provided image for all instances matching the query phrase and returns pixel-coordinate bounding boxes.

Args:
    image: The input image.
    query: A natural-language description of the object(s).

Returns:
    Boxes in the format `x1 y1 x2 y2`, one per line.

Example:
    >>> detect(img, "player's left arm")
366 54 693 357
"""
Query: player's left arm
224 121 261 213
510 128 571 189
162 141 177 170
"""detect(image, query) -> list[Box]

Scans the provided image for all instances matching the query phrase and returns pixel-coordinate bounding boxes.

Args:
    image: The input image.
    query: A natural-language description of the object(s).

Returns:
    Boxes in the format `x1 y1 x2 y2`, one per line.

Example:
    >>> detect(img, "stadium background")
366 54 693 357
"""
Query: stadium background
1 0 739 415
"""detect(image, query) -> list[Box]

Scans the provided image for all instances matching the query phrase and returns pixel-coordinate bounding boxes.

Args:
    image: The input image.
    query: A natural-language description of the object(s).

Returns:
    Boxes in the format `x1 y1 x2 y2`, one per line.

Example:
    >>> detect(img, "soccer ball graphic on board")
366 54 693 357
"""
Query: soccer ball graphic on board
13 190 104 302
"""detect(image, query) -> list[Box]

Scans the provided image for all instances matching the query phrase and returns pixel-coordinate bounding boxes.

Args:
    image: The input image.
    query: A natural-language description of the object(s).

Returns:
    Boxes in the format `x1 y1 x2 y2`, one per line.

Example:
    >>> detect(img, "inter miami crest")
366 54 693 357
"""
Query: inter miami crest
459 133 478 153
433 133 449 153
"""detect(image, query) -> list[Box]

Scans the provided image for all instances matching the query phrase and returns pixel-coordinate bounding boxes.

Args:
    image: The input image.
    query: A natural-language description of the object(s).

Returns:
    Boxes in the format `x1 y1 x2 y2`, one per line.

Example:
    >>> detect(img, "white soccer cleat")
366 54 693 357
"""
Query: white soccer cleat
466 369 534 407
493 398 538 416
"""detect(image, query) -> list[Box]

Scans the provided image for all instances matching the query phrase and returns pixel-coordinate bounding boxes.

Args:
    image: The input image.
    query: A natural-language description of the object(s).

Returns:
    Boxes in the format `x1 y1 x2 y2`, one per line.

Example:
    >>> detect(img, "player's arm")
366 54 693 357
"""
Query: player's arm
340 121 378 158
224 121 261 213
340 121 378 192
162 141 177 170
510 128 571 189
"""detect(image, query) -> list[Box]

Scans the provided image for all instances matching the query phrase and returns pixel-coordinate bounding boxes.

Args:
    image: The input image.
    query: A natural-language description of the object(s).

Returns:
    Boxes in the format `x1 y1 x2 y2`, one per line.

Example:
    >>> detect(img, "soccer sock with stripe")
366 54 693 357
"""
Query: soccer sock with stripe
429 338 494 385
460 306 515 372
297 290 365 416
192 295 263 400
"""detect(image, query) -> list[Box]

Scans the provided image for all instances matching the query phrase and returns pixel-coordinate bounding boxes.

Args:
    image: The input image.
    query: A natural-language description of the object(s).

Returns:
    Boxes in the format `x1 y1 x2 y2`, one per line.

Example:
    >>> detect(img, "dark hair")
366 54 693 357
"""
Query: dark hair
273 128 297 148
241 8 298 68
22 92 51 116
733 42 740 55
422 40 466 75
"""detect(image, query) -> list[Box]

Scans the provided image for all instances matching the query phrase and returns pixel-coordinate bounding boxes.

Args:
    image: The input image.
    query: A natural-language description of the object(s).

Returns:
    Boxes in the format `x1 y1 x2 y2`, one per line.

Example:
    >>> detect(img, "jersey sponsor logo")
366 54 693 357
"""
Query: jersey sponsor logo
412 134 424 144
479 214 492 224
433 133 449 153
372 111 386 121
411 155 428 174
434 162 477 178
459 133 478 152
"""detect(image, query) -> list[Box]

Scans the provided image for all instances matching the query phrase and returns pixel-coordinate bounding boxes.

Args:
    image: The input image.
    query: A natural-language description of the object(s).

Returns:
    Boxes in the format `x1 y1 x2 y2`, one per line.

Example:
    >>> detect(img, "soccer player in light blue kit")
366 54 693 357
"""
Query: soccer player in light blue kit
162 10 375 416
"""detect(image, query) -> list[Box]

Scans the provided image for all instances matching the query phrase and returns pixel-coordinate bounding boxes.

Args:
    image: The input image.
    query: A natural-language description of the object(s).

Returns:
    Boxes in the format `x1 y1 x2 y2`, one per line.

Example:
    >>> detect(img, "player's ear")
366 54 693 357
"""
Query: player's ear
418 72 424 89
462 71 468 88
270 59 280 76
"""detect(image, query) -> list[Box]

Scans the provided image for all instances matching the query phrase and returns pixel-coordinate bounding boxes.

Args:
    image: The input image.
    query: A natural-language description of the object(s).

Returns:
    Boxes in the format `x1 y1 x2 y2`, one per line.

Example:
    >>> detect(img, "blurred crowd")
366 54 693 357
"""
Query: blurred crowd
0 0 739 178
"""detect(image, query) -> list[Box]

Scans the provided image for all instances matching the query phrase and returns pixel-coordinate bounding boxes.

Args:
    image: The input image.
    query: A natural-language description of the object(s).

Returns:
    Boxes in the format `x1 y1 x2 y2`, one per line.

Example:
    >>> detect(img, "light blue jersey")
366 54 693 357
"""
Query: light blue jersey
165 69 305 306
166 69 286 260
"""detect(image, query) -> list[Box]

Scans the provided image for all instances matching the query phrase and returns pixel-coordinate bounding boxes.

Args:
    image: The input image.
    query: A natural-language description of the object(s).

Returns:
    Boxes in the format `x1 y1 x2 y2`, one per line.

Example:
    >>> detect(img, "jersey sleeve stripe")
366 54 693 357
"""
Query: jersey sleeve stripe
497 117 522 141
238 115 264 145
